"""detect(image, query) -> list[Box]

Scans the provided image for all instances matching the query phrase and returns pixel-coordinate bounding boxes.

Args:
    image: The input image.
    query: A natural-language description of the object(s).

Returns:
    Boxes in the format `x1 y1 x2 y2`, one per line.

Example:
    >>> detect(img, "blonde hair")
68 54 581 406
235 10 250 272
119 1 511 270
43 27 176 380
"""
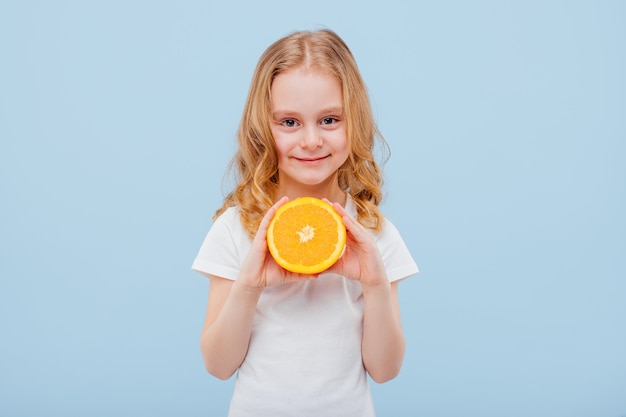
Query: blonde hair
215 29 389 237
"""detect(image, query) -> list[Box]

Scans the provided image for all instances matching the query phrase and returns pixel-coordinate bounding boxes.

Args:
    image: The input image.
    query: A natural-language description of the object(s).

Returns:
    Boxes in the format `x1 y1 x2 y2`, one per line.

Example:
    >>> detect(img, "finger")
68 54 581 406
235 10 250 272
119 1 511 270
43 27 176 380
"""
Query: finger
251 196 289 248
328 200 346 215
330 202 366 237
266 196 289 223
292 272 320 281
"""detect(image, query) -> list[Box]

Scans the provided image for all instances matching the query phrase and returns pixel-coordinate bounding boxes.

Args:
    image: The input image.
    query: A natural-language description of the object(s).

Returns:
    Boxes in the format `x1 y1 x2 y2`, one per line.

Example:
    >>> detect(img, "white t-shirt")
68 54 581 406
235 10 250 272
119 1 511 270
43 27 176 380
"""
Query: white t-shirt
192 198 419 417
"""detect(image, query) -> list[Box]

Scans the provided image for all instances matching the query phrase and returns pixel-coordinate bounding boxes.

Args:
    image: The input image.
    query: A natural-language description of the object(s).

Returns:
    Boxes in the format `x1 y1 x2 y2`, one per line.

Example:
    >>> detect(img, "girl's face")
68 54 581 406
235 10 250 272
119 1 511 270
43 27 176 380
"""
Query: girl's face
270 67 349 202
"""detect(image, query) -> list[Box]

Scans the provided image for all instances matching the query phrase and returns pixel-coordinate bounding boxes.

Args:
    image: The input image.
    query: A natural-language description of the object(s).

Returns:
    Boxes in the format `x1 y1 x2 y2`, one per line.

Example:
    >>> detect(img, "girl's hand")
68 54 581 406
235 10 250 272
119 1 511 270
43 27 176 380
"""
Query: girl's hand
325 201 388 288
236 196 317 289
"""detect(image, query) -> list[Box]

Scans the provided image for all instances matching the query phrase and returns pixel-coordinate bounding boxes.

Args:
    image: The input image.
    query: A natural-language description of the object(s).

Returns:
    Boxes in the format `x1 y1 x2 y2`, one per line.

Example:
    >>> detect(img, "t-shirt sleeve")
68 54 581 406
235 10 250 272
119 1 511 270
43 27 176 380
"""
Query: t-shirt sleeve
378 218 419 283
191 209 244 281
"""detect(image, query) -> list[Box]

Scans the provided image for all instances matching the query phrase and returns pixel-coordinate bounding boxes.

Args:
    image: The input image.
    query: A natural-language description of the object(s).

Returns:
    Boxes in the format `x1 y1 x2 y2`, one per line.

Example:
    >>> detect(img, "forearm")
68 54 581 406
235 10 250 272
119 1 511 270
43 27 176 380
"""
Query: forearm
361 281 405 383
200 282 262 380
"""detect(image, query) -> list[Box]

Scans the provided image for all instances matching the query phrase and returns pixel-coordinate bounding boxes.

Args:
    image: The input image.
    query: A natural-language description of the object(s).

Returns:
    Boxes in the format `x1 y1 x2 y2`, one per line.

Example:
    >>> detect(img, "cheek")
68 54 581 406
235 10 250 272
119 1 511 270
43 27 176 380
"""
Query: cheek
273 140 294 164
331 129 349 153
270 129 285 156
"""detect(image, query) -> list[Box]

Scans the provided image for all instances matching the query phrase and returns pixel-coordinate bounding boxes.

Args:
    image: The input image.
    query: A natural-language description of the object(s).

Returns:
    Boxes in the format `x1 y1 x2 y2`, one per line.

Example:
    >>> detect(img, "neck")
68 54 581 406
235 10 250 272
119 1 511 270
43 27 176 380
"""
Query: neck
277 182 346 206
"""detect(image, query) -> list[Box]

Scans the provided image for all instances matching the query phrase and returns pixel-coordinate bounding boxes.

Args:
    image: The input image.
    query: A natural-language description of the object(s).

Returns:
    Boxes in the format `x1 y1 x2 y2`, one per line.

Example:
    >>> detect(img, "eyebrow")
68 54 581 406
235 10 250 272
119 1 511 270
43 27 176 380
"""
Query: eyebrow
272 106 344 119
320 106 343 115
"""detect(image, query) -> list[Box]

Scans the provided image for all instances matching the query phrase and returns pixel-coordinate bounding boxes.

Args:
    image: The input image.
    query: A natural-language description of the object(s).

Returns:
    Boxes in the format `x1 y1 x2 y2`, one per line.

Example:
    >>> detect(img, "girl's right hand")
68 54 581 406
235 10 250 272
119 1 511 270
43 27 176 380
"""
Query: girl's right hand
236 196 317 289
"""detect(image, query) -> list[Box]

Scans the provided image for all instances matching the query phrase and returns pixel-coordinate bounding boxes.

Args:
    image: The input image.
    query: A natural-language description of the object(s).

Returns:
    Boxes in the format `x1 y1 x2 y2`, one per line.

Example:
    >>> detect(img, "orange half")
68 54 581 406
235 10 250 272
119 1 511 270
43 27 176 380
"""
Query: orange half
267 197 346 274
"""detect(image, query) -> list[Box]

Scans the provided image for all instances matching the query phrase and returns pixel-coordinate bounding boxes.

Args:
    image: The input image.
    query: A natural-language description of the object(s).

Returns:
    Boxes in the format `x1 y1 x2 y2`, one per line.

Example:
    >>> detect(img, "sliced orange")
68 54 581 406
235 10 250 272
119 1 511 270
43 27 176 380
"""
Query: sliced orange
267 197 346 274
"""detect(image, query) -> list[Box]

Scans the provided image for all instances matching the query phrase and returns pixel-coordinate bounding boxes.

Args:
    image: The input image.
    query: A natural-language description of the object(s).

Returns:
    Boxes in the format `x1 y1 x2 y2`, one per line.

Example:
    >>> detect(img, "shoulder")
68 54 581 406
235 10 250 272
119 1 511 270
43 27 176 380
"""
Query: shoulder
192 205 251 280
214 205 242 226
209 205 252 249
374 216 419 282
371 215 403 242
373 217 407 254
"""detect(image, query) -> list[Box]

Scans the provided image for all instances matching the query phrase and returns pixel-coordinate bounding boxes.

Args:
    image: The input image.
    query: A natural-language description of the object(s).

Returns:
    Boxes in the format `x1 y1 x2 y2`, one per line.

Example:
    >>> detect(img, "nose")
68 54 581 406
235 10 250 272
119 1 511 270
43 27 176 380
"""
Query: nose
300 125 322 149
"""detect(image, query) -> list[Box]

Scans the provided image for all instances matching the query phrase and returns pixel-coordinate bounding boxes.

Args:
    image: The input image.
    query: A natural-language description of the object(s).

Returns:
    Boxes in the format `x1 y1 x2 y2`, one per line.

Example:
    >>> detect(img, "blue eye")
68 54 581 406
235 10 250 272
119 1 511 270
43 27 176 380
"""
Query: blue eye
321 117 338 125
282 119 297 128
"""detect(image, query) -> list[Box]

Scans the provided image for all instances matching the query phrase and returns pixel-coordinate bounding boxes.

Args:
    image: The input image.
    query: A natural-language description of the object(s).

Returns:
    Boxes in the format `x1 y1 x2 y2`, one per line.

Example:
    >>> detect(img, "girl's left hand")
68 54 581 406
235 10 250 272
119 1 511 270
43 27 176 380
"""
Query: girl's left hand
324 201 388 287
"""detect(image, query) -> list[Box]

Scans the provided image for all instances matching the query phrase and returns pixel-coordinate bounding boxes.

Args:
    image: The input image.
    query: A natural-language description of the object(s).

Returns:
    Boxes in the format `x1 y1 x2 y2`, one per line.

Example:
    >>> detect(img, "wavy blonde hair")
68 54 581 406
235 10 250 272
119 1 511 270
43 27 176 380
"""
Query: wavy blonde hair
214 29 389 238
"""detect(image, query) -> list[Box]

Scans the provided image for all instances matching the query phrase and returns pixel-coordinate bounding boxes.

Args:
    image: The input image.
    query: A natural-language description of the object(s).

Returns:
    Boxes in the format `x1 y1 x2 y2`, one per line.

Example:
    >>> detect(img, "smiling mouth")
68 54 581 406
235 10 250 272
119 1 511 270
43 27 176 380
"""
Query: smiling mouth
295 155 329 163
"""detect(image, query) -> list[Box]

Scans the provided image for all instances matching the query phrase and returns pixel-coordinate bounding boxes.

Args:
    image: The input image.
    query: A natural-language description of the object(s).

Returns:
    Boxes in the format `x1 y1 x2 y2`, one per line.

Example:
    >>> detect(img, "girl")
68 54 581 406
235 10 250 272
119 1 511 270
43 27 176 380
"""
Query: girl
192 29 418 417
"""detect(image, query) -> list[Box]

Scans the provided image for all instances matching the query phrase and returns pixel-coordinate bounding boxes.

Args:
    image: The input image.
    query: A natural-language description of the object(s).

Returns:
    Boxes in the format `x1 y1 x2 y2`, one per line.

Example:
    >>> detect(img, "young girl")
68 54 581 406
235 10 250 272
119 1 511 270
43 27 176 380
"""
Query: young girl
192 29 418 417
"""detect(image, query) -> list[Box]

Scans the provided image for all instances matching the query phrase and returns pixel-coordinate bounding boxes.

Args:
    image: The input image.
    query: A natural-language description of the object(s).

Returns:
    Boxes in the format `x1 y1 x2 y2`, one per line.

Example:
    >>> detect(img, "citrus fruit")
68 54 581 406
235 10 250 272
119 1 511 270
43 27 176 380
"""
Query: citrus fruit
267 197 346 274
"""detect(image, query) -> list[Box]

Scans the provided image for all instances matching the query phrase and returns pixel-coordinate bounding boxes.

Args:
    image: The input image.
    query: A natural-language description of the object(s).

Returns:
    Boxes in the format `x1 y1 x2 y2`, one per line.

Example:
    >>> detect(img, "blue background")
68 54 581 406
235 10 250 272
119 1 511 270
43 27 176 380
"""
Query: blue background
1 1 624 416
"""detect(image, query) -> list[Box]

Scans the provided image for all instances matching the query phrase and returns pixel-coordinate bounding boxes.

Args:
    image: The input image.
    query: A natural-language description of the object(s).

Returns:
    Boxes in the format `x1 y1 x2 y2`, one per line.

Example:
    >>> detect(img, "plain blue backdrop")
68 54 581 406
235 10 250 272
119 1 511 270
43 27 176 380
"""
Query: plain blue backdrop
1 1 624 416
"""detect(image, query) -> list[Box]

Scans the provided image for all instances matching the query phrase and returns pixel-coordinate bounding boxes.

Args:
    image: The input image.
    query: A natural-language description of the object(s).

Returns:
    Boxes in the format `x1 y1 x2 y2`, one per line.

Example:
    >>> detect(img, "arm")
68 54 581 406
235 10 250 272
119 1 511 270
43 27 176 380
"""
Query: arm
327 202 406 383
199 197 313 379
200 275 262 380
361 280 405 383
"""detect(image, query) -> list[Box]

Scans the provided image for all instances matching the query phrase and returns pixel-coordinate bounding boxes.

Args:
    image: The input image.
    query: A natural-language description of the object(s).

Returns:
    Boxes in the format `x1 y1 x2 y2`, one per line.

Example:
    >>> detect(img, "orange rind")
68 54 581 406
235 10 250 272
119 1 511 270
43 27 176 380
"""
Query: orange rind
267 197 346 274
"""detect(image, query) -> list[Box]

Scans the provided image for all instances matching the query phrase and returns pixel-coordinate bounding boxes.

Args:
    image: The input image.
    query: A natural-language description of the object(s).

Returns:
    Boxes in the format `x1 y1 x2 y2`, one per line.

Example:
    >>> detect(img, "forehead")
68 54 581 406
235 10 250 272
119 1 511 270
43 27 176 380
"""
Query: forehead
270 67 343 111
